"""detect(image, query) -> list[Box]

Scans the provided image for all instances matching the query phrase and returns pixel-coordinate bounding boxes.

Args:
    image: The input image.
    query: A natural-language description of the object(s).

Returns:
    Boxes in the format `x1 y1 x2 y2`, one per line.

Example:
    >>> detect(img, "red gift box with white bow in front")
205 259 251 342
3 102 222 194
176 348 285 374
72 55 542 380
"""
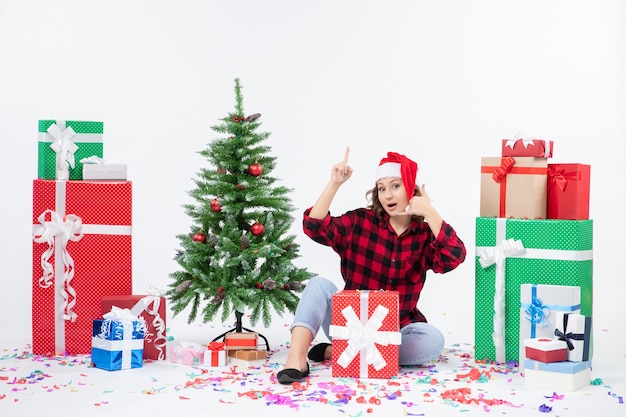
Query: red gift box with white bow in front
329 290 401 379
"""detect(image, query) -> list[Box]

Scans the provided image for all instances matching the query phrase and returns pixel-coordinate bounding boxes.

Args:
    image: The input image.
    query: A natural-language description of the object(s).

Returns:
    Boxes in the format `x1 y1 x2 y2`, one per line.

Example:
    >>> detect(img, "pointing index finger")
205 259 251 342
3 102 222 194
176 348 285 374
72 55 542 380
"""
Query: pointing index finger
342 147 350 165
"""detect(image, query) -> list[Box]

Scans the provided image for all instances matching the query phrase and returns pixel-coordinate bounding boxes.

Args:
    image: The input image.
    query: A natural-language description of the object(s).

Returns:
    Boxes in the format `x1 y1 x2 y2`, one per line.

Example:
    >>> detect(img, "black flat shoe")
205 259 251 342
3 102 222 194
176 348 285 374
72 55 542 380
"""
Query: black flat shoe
307 342 331 362
276 363 310 384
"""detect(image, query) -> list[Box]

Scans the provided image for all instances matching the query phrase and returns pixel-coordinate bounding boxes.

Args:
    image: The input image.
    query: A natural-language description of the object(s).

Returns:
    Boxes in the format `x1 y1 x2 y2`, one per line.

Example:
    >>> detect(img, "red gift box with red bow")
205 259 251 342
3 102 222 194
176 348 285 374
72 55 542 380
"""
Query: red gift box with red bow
547 163 591 220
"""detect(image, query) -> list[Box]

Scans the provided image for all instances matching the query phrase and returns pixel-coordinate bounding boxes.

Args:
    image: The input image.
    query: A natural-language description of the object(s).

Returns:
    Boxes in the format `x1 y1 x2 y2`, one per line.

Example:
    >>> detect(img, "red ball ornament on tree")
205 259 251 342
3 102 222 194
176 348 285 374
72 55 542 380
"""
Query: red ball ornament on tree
210 198 221 212
256 283 263 289
248 162 263 177
192 232 207 243
250 222 265 236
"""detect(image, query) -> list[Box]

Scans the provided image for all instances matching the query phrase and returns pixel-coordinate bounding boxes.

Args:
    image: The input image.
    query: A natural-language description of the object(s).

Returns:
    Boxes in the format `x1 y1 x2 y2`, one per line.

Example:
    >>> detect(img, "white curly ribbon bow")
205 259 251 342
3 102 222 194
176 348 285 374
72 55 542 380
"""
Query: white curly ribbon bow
478 237 526 364
129 286 168 360
47 122 78 180
97 307 146 369
32 209 84 322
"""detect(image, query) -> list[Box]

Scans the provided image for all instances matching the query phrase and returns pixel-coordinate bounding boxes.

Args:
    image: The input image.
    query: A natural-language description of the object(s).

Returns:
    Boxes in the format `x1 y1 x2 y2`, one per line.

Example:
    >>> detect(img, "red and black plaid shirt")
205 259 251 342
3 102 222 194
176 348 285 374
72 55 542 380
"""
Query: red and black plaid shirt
303 207 466 327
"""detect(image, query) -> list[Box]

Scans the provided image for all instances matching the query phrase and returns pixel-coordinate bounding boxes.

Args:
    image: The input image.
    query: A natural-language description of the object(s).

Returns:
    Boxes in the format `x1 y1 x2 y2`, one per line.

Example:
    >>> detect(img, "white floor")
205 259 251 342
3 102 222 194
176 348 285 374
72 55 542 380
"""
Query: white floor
1 319 624 417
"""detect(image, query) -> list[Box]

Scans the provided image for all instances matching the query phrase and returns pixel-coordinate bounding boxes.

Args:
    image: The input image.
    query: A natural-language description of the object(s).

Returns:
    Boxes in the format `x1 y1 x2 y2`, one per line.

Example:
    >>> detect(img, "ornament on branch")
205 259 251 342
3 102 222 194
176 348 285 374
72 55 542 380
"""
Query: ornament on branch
210 291 226 305
217 167 227 174
240 234 250 249
248 162 263 177
176 280 193 293
283 282 304 291
210 198 221 212
245 113 261 122
209 233 218 247
192 232 207 243
250 221 264 236
262 278 276 290
236 184 245 190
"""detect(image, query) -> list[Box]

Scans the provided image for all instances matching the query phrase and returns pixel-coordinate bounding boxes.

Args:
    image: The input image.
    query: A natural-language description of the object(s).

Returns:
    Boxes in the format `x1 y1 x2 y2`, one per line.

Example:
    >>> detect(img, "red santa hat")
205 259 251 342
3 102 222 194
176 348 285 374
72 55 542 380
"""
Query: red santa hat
375 152 418 199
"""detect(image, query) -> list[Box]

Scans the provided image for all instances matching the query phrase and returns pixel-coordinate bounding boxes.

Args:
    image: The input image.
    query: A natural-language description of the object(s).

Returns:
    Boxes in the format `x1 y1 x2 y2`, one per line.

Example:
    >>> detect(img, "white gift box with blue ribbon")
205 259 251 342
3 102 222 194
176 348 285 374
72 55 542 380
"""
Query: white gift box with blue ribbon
91 307 146 371
519 284 580 369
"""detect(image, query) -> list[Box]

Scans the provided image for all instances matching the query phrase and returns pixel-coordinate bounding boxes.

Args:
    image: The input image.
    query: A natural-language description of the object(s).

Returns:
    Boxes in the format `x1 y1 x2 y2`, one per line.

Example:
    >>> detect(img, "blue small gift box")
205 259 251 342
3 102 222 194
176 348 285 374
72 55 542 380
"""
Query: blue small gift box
91 314 145 371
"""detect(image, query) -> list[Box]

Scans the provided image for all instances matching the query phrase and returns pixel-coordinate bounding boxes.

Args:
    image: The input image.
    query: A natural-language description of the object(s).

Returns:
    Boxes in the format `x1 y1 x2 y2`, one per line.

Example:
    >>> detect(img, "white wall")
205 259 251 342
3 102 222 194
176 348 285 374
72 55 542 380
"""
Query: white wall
1 1 624 345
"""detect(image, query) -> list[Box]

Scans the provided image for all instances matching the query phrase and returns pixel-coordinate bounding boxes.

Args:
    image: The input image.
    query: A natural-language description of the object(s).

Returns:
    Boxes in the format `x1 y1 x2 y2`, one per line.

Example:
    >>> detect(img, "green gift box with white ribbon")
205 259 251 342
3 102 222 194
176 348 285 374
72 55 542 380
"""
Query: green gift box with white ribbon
38 120 104 180
474 217 593 363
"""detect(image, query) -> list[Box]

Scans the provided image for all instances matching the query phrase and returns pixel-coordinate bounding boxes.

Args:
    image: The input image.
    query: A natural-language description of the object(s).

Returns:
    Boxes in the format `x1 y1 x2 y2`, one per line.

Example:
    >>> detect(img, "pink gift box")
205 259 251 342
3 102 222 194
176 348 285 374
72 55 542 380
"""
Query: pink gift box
170 341 204 366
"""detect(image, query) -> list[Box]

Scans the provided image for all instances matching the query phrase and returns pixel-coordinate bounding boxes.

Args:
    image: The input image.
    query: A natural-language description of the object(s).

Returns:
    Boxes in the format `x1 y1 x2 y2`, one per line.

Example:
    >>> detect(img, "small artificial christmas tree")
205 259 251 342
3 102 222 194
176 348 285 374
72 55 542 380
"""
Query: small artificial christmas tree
167 78 313 337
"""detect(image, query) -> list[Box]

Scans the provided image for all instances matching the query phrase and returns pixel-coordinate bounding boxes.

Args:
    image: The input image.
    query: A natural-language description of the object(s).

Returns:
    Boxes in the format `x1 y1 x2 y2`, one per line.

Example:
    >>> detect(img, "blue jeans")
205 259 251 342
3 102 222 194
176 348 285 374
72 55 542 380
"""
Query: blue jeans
291 276 445 366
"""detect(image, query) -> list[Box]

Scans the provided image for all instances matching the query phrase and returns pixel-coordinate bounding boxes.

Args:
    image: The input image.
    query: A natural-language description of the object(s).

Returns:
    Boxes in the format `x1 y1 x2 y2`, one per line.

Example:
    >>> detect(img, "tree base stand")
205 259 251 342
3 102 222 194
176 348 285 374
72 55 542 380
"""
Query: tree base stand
211 311 270 351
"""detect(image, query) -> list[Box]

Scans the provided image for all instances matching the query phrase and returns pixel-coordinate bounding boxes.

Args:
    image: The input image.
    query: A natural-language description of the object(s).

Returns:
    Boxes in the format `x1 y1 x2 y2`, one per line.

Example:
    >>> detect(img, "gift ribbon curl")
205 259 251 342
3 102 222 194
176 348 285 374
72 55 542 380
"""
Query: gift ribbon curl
47 123 78 178
130 287 168 360
478 238 525 363
330 304 402 372
32 209 84 322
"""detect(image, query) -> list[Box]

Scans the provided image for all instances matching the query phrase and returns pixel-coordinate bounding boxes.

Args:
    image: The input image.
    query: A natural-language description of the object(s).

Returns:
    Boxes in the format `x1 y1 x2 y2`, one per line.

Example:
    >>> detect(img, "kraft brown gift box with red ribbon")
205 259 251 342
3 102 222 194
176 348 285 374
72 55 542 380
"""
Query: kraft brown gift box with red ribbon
547 163 591 220
227 349 267 361
480 156 548 219
224 332 258 350
32 179 132 355
102 294 167 360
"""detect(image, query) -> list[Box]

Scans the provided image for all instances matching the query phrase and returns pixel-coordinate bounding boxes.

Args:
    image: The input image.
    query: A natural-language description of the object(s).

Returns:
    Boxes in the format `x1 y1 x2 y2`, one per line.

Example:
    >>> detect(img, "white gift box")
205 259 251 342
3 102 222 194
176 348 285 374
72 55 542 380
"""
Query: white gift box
83 163 127 180
554 312 592 362
204 345 227 367
523 359 591 391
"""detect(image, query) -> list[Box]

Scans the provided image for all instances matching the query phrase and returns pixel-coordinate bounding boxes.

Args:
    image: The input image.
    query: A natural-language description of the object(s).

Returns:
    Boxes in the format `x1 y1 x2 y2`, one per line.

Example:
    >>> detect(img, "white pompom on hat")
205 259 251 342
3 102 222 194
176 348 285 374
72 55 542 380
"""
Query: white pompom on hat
375 152 418 199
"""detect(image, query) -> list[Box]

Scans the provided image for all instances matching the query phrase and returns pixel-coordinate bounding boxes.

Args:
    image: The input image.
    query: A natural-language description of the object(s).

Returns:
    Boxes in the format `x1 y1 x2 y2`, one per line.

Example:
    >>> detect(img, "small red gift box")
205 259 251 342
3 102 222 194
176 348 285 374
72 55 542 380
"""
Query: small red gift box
32 179 132 355
329 290 401 379
480 156 548 219
102 294 167 360
547 164 591 220
524 338 568 363
204 342 227 366
502 138 553 158
224 332 258 350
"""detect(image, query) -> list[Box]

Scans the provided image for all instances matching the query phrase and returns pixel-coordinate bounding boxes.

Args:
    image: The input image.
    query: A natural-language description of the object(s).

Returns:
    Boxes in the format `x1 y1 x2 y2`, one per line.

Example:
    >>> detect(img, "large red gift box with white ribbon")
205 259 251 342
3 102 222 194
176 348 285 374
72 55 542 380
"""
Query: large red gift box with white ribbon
329 290 401 379
102 294 167 360
32 179 132 355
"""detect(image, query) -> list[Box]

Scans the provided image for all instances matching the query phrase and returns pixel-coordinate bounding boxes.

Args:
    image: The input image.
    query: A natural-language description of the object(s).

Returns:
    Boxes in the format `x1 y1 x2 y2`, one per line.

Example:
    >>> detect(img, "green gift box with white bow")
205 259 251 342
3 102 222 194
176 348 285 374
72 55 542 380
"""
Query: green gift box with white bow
38 120 104 180
474 217 593 363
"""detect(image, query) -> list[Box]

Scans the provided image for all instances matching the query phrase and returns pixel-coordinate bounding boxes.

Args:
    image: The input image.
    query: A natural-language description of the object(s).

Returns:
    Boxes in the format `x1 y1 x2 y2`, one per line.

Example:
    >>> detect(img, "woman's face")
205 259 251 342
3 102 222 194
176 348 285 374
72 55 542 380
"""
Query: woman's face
376 177 409 216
